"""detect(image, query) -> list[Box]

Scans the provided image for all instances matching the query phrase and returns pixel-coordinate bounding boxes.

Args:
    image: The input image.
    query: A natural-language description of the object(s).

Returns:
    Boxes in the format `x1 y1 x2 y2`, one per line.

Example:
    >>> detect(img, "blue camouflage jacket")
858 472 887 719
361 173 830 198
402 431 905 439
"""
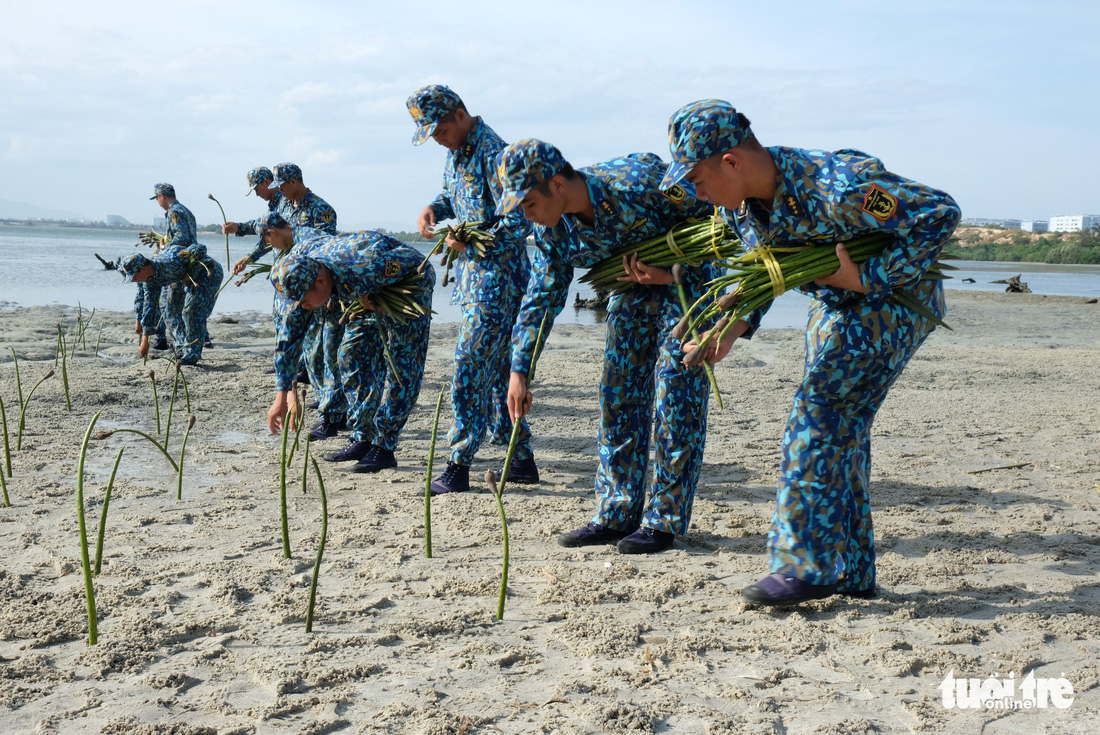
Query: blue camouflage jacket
428 117 531 308
273 230 433 391
134 200 199 325
510 152 715 375
136 243 216 335
238 191 285 262
164 200 197 251
723 147 960 319
248 190 337 264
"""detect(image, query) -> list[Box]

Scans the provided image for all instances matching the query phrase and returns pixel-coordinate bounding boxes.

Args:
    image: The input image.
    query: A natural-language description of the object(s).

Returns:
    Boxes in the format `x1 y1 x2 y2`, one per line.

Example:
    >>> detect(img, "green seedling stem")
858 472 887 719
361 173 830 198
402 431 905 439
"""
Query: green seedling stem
10 348 24 412
164 368 180 450
285 386 306 466
1 394 12 478
375 315 402 387
176 415 195 501
95 429 179 472
58 325 72 411
148 371 161 436
175 363 192 413
17 369 54 451
486 311 549 621
671 267 722 410
300 432 311 496
94 448 125 576
77 407 106 645
424 385 446 558
304 457 327 633
279 410 292 559
208 194 232 277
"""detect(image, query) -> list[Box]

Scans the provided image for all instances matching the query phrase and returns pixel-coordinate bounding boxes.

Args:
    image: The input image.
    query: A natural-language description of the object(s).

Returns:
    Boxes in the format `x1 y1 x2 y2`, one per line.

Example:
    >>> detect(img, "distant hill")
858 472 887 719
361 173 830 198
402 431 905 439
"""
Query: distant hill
0 197 89 221
948 225 1100 264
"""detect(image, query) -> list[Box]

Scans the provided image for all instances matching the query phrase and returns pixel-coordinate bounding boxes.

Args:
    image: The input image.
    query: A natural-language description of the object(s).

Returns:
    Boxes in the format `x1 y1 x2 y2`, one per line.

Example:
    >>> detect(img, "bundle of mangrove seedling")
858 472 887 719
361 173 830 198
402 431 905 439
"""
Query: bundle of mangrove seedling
579 215 742 294
418 221 495 286
676 233 956 366
338 271 432 324
136 230 168 250
235 262 272 287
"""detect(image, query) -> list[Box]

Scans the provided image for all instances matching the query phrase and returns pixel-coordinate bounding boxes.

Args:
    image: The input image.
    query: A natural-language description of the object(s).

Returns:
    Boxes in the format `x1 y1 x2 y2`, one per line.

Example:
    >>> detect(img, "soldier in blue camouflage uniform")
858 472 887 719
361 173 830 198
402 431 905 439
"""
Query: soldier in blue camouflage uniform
262 164 342 440
498 139 733 555
408 84 535 495
662 99 961 604
119 242 223 365
223 167 285 276
265 220 434 473
140 183 201 352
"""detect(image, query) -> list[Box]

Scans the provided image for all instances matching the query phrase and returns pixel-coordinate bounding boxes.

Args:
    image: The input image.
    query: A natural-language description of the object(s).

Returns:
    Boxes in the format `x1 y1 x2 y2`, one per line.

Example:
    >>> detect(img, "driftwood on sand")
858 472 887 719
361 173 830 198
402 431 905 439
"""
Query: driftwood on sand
991 273 1031 293
94 253 120 270
573 289 610 310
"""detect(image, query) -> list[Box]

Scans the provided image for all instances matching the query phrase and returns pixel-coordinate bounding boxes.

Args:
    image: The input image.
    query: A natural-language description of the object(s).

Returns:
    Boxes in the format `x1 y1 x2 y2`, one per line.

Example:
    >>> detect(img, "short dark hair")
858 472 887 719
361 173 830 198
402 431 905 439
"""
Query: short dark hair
438 102 469 125
533 162 577 196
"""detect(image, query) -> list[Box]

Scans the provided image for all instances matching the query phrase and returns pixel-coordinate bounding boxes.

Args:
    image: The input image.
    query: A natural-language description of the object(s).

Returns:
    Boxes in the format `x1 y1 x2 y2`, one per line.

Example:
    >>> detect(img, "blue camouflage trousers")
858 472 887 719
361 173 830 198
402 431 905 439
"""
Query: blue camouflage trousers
304 306 346 422
593 291 711 536
448 303 532 465
165 259 223 363
768 297 936 591
339 311 431 451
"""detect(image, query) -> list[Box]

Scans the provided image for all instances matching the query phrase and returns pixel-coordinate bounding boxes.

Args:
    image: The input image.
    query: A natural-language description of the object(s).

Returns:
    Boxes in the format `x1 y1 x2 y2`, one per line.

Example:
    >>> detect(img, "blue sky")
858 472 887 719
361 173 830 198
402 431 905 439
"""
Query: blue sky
2 0 1097 229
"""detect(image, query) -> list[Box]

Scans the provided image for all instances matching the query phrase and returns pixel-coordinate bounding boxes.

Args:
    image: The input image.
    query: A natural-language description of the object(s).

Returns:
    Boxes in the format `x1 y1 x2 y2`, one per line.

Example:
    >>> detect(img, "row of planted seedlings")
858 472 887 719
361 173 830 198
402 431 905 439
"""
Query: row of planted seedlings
415 312 550 621
77 355 202 644
407 222 553 620
3 305 107 505
271 383 329 633
2 322 203 643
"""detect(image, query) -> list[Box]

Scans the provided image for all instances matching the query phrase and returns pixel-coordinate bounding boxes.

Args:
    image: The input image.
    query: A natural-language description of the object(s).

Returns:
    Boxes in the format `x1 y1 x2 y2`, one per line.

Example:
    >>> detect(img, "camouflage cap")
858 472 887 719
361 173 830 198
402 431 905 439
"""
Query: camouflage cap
407 84 462 146
119 253 152 282
256 212 290 237
271 252 320 306
150 183 175 200
246 166 273 195
268 162 303 189
660 99 750 190
494 139 568 216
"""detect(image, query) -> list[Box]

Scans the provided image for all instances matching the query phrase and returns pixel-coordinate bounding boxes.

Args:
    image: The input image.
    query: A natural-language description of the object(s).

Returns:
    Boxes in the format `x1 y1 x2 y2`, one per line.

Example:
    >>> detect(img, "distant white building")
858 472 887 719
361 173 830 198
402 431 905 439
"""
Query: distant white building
153 216 167 231
1048 214 1100 232
1021 220 1048 232
960 217 1021 228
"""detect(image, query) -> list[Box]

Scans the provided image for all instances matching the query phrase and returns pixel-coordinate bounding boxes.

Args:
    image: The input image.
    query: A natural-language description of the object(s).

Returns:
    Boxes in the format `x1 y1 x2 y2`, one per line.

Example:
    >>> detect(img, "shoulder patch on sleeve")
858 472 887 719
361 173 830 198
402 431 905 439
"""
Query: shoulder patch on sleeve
862 184 898 220
321 210 333 223
170 213 179 223
662 184 687 203
384 260 401 277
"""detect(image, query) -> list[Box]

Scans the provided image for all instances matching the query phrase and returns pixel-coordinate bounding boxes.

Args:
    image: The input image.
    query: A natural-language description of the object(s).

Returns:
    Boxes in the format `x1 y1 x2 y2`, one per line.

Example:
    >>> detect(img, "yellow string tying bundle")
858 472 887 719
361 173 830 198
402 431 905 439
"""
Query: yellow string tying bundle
665 228 686 259
709 209 725 260
759 247 786 299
